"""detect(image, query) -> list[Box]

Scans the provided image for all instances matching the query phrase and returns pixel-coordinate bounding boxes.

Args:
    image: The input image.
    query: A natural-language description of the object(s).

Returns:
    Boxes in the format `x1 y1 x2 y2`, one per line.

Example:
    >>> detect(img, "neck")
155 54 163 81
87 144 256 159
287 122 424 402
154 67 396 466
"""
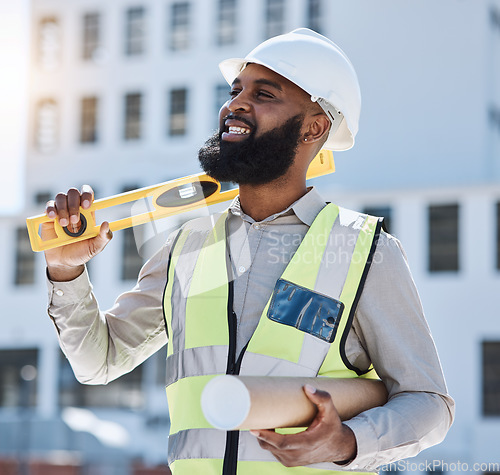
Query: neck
238 173 308 222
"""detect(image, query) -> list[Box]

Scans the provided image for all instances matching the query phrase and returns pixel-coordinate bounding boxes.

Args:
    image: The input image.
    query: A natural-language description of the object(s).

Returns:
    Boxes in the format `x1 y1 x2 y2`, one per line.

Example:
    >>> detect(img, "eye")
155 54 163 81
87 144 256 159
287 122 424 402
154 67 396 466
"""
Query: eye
257 90 274 99
229 89 241 97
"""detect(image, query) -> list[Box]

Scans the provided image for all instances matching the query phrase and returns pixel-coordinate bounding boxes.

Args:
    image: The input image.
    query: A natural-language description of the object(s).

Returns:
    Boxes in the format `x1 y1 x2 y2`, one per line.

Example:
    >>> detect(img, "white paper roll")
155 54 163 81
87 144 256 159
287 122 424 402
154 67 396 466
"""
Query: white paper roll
201 375 251 430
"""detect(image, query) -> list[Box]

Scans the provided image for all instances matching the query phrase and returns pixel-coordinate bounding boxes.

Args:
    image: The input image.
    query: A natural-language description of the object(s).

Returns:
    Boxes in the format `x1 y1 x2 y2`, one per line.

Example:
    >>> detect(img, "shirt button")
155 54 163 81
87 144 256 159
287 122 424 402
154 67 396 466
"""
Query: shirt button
253 224 260 230
238 266 246 273
55 289 64 297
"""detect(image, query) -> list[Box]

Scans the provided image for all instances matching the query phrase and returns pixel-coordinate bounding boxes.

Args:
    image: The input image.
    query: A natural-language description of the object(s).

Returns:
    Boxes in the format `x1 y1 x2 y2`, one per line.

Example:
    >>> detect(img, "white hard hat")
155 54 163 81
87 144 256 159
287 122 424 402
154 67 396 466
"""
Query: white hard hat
219 28 361 151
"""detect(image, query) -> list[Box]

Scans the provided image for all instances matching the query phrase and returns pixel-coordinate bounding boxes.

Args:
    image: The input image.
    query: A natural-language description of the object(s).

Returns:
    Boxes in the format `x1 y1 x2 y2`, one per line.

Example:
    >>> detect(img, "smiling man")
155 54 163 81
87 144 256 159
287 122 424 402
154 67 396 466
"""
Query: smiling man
43 29 454 475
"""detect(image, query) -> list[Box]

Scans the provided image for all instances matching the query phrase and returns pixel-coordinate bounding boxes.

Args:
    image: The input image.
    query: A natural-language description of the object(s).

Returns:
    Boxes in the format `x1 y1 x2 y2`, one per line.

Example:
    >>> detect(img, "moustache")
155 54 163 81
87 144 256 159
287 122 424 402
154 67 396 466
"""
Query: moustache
221 114 256 132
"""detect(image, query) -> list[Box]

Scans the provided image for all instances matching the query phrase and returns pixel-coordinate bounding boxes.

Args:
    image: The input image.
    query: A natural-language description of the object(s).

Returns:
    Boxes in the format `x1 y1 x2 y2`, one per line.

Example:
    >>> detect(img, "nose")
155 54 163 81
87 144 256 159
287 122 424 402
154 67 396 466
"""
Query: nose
227 91 251 113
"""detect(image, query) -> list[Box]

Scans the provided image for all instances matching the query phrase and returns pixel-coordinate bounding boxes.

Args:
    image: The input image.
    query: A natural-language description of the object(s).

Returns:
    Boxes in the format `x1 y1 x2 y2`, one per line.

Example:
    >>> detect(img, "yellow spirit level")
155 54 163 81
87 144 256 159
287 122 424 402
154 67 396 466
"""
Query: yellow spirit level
26 150 334 252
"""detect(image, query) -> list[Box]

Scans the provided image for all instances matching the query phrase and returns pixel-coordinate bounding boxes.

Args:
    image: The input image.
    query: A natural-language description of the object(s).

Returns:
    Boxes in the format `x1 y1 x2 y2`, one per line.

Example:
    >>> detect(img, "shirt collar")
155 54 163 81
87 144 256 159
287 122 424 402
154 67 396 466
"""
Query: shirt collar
228 186 326 227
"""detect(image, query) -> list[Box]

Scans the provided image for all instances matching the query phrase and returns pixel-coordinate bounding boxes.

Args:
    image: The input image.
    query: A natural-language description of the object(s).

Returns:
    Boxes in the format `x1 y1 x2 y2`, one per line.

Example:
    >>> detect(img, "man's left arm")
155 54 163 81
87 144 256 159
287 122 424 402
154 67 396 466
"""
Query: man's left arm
339 232 455 470
252 232 455 470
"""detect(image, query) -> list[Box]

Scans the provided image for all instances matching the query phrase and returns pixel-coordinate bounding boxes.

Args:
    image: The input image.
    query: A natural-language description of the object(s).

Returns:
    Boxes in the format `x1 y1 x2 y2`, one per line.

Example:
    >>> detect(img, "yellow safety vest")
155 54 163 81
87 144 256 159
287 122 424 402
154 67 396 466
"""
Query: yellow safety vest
163 203 382 475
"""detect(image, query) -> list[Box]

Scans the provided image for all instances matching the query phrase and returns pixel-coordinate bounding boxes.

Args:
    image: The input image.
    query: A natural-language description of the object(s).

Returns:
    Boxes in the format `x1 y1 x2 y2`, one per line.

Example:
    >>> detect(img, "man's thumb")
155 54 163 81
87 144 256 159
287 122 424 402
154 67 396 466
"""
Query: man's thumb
91 221 113 253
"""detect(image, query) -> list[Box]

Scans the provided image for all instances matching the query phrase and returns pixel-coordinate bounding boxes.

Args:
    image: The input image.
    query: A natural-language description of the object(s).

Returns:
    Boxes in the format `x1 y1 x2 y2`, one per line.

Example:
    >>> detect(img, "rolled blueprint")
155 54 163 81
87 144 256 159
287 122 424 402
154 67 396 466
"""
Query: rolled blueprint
201 375 388 431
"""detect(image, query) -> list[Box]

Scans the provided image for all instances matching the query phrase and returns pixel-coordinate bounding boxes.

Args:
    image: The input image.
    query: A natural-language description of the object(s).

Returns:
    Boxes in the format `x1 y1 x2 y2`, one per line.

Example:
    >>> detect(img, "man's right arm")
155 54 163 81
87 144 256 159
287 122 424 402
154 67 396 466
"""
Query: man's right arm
44 185 171 384
47 245 171 384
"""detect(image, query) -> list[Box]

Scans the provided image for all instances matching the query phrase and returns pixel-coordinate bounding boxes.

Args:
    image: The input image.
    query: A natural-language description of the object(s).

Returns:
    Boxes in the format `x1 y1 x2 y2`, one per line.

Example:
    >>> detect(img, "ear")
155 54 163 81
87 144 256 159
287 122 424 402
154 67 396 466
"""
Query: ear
302 113 331 144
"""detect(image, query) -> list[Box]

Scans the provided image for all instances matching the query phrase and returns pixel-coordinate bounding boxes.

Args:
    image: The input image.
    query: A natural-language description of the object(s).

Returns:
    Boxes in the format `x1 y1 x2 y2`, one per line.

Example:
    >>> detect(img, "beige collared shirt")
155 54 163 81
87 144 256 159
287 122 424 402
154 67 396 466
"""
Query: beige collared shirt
47 187 454 472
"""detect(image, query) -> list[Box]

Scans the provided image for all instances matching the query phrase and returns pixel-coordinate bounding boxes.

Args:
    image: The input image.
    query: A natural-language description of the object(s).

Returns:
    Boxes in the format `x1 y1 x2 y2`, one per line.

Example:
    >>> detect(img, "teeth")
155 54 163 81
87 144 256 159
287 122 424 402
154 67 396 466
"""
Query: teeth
228 126 250 135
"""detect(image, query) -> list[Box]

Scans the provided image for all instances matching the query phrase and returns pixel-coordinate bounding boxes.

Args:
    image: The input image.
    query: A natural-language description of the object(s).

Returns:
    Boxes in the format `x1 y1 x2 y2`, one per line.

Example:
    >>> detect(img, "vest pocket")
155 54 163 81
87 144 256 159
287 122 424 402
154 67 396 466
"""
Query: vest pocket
267 279 344 343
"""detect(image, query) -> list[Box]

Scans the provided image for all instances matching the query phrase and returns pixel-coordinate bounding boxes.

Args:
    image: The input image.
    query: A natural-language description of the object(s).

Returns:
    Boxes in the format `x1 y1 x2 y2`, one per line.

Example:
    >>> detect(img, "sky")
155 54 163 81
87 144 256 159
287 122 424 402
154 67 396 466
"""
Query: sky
0 0 30 215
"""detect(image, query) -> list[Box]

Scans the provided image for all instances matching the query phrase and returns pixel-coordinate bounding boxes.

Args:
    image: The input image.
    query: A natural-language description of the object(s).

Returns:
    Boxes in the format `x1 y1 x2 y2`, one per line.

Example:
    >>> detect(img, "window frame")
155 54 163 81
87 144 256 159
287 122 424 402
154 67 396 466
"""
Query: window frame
216 0 237 46
125 6 146 56
168 88 188 136
82 12 101 61
306 0 322 34
124 92 143 140
169 2 191 51
482 340 500 417
496 202 500 271
34 98 58 153
38 16 61 71
0 349 38 408
14 227 36 286
428 203 460 273
264 0 285 39
80 96 99 144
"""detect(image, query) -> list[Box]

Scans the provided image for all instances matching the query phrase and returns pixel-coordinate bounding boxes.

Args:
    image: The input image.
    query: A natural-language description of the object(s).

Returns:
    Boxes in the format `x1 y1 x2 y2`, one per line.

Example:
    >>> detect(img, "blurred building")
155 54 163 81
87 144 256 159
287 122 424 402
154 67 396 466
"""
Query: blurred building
1 0 500 474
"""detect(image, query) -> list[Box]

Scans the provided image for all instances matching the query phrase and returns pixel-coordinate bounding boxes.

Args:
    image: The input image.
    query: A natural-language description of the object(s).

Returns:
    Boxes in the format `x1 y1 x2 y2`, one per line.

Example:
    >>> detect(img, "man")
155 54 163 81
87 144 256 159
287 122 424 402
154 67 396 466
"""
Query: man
43 29 454 474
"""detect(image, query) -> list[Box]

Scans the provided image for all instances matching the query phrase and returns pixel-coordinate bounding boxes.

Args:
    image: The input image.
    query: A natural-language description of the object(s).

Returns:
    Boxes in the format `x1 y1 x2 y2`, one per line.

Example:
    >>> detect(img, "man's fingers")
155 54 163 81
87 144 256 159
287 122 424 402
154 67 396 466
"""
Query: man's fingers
54 193 70 227
303 385 337 414
80 184 94 209
47 185 94 230
250 387 339 449
67 188 81 225
40 221 57 241
251 429 300 451
255 437 281 453
99 221 111 237
85 222 113 258
302 385 340 431
46 200 56 219
97 221 113 244
251 386 354 466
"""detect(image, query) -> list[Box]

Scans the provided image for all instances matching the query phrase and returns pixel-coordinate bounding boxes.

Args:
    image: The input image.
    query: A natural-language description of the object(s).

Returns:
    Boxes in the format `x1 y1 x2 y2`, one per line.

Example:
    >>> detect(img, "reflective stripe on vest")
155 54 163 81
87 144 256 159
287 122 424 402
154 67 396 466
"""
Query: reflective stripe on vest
163 203 382 474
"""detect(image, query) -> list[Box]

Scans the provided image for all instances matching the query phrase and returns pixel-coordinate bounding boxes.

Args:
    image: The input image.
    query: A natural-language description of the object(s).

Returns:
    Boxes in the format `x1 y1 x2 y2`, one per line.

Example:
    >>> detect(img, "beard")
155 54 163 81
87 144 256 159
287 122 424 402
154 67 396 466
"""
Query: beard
198 113 304 185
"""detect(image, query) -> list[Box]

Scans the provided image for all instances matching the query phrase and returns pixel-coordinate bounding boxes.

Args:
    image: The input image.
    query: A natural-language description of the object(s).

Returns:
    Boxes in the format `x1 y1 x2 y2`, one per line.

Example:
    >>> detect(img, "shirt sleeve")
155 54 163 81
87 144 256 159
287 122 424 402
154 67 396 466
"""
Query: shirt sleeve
47 235 175 385
339 232 455 472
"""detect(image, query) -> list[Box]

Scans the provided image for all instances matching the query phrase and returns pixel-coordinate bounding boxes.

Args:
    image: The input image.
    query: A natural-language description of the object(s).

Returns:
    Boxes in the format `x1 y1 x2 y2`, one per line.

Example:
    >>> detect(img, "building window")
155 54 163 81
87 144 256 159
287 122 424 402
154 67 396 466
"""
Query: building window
80 96 99 143
58 352 143 408
38 17 61 71
125 6 146 56
497 202 500 270
0 349 38 408
306 0 322 34
264 0 285 39
155 350 167 386
15 227 35 285
489 105 500 135
490 6 500 33
217 0 237 46
35 98 58 153
363 206 392 234
169 88 188 136
214 83 230 129
82 12 101 60
483 341 500 416
122 228 144 280
34 191 52 205
428 204 459 272
169 2 190 51
124 93 142 140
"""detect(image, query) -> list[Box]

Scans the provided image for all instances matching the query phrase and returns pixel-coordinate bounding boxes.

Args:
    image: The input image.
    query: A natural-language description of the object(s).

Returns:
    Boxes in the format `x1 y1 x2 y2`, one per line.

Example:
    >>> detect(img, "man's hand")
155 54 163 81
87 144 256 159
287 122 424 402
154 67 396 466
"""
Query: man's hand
42 185 112 282
250 384 357 467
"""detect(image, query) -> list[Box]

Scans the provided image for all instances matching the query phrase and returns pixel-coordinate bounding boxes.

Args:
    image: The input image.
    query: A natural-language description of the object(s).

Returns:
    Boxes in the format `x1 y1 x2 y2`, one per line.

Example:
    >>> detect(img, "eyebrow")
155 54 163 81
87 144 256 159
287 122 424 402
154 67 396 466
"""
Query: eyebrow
231 78 283 92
